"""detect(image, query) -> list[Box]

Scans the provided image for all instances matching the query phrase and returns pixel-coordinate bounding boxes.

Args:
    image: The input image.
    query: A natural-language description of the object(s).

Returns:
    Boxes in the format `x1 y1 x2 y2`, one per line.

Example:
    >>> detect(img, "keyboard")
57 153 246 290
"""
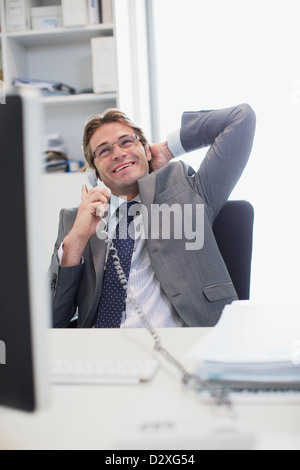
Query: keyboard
50 359 160 385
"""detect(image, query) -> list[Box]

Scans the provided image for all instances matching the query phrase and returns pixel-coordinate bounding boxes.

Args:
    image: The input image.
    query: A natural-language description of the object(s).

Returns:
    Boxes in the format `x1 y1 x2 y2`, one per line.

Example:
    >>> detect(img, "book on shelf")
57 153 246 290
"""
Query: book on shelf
88 0 101 25
91 36 117 93
61 0 89 27
101 0 113 24
5 0 31 31
43 134 84 173
44 158 84 173
62 0 113 26
44 159 83 173
5 0 113 31
44 145 84 173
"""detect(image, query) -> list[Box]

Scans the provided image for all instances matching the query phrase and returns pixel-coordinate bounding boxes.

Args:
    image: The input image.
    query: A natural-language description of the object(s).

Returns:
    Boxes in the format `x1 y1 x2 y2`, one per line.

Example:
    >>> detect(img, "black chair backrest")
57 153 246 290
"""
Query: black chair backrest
212 200 254 300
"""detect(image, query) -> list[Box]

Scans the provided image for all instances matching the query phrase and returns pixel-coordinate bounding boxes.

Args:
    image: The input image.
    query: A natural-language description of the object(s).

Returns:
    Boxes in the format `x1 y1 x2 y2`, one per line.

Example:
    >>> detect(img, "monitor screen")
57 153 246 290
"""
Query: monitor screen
0 91 50 412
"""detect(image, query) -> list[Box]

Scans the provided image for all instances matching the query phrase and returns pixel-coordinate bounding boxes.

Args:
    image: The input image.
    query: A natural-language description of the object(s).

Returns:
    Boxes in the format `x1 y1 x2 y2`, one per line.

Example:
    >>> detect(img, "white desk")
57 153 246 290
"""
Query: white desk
0 328 299 450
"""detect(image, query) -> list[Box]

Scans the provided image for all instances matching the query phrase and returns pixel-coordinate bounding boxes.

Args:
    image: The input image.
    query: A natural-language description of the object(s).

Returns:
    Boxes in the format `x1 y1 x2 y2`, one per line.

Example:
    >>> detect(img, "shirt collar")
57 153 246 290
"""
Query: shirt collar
109 194 141 219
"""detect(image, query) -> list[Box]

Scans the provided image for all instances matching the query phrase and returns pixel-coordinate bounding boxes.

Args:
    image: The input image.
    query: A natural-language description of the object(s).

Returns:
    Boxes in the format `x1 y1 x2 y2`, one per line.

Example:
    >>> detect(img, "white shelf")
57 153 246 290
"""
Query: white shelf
5 24 114 47
42 92 117 106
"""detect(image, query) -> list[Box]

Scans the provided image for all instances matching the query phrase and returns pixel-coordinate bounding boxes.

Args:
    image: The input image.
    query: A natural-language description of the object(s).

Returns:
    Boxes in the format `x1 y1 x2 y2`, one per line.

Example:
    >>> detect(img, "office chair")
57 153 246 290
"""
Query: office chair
212 200 254 300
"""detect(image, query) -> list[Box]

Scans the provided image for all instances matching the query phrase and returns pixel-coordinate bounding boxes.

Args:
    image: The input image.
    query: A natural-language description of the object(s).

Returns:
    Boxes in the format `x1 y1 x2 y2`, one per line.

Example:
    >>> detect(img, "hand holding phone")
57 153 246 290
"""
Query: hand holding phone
81 184 111 219
61 170 111 268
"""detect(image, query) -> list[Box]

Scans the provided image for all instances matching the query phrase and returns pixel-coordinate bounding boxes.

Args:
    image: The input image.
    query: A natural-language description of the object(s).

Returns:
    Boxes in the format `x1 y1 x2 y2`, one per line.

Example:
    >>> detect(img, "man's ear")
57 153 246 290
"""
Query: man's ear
145 145 152 162
95 168 101 180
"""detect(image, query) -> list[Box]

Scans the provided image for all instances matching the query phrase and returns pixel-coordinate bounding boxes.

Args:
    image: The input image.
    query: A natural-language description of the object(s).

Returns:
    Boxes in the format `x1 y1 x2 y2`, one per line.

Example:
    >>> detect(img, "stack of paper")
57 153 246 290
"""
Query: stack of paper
189 302 300 388
12 78 76 96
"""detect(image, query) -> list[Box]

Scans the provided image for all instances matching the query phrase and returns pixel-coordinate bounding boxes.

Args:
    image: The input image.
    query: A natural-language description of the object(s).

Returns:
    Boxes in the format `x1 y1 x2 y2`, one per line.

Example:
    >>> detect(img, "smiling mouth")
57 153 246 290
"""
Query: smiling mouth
114 163 134 173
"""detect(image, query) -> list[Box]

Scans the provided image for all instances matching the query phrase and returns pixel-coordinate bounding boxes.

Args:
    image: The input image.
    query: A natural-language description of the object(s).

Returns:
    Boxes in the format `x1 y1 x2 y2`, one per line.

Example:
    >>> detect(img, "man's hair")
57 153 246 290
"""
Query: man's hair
82 108 150 172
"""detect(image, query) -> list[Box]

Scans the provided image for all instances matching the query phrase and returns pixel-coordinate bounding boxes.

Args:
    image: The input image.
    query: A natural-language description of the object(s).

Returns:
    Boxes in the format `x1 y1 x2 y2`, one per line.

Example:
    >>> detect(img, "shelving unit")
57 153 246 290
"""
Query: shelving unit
5 23 113 47
0 0 119 160
4 24 114 89
0 0 155 160
0 0 156 265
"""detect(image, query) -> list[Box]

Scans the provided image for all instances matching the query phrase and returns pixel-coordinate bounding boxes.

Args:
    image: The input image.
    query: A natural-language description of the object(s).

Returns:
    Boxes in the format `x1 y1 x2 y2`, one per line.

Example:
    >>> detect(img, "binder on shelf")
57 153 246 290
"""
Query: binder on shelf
61 0 89 27
5 0 31 31
44 158 84 173
91 36 117 93
88 0 101 25
43 133 84 173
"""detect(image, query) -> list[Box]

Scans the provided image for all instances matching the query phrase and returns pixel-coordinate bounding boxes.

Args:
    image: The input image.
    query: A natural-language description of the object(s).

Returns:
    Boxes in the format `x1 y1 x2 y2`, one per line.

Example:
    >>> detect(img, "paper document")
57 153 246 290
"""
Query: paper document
189 301 300 387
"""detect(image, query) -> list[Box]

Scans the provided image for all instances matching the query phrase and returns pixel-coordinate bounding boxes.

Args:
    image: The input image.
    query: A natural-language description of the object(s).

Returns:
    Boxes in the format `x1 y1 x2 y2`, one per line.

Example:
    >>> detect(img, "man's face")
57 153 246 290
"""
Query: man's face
90 122 152 200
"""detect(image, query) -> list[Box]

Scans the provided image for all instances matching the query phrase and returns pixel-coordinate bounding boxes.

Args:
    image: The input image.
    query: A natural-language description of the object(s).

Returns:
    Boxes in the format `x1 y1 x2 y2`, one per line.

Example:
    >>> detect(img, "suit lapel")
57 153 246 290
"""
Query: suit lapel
90 234 107 281
138 170 156 233
138 170 156 206
81 235 107 327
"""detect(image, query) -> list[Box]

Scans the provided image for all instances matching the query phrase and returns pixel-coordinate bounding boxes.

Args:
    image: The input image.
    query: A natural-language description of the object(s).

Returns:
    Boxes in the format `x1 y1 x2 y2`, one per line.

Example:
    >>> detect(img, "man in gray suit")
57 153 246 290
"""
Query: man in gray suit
50 104 256 328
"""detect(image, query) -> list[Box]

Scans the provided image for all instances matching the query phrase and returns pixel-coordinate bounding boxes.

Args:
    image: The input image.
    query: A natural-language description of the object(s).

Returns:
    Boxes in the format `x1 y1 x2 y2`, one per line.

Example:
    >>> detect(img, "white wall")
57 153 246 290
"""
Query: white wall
153 0 300 304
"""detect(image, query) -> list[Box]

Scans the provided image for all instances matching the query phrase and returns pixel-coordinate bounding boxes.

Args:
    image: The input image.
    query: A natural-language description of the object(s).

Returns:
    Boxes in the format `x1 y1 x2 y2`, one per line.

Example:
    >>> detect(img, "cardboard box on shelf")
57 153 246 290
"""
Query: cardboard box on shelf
31 6 63 30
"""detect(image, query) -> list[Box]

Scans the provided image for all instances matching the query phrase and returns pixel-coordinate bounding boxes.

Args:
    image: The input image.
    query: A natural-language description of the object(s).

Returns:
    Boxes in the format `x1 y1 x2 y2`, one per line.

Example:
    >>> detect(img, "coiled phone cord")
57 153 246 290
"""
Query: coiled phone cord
106 237 231 407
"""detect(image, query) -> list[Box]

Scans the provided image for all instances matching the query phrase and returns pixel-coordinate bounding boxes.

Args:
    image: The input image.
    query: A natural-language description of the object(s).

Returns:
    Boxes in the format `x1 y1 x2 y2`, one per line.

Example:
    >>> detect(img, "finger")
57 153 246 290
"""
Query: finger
94 202 107 218
86 187 111 203
88 186 111 198
88 193 110 208
81 184 89 201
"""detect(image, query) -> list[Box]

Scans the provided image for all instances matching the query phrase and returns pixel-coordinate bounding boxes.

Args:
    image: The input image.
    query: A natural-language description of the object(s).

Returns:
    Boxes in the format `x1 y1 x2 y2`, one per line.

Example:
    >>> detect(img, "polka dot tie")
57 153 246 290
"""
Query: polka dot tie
94 201 137 328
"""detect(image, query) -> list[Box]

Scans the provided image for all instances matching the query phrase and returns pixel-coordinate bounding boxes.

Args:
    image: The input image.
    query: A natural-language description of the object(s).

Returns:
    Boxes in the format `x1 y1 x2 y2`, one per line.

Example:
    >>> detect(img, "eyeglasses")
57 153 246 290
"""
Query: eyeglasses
93 134 141 161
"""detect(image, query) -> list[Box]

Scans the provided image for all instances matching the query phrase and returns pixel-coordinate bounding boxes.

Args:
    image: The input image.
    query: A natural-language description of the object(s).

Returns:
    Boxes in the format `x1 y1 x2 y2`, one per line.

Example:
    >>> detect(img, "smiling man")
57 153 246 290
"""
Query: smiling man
50 105 256 328
90 124 152 200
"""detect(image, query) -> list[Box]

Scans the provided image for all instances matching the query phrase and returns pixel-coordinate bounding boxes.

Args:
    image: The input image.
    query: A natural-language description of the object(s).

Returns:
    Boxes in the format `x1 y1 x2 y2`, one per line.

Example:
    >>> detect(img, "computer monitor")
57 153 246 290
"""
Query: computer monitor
0 90 50 412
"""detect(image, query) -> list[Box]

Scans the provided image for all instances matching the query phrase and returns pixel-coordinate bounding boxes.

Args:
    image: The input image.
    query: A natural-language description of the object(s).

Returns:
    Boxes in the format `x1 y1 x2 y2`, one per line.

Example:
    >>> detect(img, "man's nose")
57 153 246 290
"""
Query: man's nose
111 143 126 159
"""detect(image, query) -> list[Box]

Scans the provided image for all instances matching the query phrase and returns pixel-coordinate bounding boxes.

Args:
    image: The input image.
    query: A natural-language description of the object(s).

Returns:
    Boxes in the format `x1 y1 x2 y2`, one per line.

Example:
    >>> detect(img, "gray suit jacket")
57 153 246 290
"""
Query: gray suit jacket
50 104 256 328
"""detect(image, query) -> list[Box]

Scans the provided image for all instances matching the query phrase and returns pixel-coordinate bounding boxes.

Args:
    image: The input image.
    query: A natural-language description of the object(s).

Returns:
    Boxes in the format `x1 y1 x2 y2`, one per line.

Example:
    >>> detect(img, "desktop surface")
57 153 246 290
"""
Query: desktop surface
0 328 299 450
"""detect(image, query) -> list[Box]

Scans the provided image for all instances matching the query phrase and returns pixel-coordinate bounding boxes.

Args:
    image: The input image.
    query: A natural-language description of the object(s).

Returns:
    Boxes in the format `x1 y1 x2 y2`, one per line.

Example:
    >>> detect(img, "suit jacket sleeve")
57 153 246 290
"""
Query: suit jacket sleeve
178 103 256 222
49 209 84 328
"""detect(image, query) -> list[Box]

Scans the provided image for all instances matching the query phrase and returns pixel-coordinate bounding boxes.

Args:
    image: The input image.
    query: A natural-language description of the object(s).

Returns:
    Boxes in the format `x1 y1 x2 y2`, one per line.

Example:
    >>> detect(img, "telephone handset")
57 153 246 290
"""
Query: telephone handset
84 171 229 405
85 166 111 194
85 167 98 191
84 167 111 224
